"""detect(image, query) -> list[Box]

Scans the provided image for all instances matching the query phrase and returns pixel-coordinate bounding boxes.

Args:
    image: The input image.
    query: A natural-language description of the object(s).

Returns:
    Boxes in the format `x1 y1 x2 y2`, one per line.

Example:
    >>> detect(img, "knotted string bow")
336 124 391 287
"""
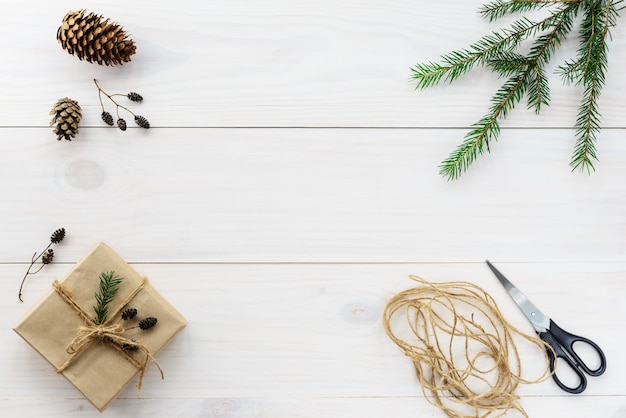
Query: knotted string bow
53 278 163 389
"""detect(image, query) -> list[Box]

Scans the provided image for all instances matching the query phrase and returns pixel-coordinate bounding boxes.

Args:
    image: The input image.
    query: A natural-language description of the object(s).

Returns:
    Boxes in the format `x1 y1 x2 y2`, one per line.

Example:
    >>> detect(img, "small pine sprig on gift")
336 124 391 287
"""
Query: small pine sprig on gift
410 0 622 180
93 271 124 325
94 79 151 131
18 228 66 302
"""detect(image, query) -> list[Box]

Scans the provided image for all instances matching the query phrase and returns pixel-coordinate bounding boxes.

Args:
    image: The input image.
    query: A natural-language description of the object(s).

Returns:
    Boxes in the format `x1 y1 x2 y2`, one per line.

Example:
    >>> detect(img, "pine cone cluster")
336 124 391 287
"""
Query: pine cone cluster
95 79 151 131
57 9 136 66
18 227 67 302
50 98 82 141
120 308 158 331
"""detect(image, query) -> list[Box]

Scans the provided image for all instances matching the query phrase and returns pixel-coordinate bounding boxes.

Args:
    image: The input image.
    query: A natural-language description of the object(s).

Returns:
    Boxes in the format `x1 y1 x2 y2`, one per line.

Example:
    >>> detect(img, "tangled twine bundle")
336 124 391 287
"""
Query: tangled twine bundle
383 276 554 418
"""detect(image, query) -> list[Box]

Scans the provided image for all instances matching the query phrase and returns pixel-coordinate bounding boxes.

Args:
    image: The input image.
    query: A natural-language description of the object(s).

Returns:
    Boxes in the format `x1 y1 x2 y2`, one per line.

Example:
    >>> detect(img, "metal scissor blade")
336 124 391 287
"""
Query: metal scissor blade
486 260 551 333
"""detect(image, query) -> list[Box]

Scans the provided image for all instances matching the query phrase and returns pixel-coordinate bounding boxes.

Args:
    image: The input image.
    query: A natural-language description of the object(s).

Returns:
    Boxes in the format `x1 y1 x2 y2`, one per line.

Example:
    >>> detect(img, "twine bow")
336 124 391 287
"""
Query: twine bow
52 278 164 389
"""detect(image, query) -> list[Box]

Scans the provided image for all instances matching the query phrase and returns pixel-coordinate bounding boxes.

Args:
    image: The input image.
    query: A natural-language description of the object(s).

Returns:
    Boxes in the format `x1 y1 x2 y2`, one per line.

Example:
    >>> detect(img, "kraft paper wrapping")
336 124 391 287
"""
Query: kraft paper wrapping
13 242 186 411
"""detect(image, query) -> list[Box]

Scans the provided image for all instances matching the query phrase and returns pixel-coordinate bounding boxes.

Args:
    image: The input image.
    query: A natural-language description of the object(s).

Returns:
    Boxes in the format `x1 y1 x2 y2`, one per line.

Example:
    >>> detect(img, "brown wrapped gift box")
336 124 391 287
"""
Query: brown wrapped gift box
13 242 186 411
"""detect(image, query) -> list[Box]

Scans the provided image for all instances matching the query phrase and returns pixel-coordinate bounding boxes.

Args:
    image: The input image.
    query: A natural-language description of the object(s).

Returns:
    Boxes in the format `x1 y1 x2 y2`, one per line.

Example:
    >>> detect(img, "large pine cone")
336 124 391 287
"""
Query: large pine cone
56 9 136 66
49 98 82 141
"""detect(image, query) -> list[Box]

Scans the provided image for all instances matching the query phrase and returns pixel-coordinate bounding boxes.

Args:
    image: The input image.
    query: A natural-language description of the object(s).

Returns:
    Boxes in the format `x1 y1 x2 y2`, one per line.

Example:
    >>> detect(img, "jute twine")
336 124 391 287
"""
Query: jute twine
52 278 163 389
383 275 554 418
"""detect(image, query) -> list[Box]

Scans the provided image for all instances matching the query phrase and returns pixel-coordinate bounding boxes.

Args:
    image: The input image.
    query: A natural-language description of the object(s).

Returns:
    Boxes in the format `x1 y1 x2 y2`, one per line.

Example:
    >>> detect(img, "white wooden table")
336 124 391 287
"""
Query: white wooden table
2 1 626 416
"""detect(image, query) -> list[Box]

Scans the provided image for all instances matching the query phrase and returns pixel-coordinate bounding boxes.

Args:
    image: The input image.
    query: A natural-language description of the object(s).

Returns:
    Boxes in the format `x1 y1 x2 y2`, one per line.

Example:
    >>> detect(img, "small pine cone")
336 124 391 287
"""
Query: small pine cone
57 9 136 66
50 228 66 244
127 92 143 102
134 115 150 129
117 118 127 131
41 249 54 264
121 308 138 320
138 317 158 330
101 111 114 126
49 98 81 141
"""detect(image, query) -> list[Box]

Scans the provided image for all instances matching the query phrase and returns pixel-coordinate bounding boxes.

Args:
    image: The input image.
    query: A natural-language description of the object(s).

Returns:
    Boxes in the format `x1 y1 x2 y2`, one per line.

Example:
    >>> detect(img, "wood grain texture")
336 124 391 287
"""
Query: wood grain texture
5 263 626 416
2 0 626 127
1 128 626 263
2 0 626 416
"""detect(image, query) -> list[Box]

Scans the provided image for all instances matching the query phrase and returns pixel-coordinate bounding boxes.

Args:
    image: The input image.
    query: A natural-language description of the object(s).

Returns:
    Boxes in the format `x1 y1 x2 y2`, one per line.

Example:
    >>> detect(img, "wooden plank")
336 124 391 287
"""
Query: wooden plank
1 127 625 263
2 396 626 418
1 1 625 127
4 262 624 414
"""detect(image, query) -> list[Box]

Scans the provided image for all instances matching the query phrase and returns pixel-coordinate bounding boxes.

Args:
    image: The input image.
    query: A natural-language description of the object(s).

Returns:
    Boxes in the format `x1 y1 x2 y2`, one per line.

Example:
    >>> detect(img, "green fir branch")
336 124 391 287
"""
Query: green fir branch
570 0 617 172
411 5 579 90
93 271 124 325
439 73 526 180
487 52 531 76
558 0 619 83
439 1 579 180
409 29 524 89
557 58 584 84
523 7 578 109
526 64 550 113
410 19 534 88
410 0 622 179
480 0 550 22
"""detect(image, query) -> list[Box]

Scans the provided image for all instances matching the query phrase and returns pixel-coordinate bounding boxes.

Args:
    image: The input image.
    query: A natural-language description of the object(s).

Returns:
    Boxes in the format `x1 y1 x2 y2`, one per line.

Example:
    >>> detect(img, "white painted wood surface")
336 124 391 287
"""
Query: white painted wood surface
2 1 625 416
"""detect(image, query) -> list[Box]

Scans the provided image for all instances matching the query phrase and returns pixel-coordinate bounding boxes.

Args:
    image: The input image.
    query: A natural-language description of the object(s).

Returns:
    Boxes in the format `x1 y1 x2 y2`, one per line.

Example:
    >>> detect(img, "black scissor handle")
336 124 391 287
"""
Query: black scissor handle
548 319 607 377
539 319 607 394
539 329 587 394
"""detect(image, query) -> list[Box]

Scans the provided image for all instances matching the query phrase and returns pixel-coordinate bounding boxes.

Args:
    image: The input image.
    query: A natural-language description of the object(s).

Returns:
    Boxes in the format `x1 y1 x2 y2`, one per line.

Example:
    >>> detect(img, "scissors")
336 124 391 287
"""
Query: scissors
486 260 606 394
